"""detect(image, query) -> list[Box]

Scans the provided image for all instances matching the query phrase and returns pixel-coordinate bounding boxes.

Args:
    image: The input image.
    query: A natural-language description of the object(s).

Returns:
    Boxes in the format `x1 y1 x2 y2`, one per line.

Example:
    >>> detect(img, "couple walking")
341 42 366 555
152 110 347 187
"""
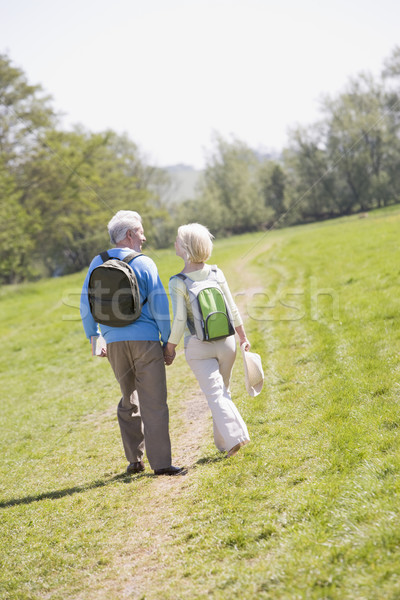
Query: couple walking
80 210 250 476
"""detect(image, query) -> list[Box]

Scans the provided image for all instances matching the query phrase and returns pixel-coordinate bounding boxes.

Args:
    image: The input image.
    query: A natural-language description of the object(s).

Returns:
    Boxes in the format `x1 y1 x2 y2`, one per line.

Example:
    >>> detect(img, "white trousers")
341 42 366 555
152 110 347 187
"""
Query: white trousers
185 335 250 453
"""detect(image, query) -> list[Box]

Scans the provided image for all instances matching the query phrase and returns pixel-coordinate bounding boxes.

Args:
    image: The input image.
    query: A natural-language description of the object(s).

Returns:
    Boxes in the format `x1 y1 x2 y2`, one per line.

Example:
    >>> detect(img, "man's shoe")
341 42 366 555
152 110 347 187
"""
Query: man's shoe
127 460 145 474
154 465 186 476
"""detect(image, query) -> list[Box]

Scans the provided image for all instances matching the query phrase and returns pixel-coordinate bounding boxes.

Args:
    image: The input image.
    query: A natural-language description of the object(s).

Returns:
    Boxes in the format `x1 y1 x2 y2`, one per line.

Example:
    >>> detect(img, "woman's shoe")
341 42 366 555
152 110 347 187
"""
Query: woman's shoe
227 440 249 458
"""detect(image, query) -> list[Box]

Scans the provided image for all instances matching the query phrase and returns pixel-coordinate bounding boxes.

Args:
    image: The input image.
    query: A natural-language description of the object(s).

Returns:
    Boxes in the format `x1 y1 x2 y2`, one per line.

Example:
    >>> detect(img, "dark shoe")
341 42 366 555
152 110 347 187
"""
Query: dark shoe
127 460 145 474
154 465 186 476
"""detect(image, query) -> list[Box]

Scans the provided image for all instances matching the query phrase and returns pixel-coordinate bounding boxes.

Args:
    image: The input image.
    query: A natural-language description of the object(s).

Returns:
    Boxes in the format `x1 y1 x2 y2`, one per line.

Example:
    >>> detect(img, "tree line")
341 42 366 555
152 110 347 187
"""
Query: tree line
0 52 171 284
176 46 400 236
1 48 400 284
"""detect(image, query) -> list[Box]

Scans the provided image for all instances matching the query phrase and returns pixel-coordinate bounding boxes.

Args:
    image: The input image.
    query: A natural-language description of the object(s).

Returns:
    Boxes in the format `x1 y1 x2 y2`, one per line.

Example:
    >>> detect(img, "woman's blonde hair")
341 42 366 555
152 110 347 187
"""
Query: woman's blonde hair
177 223 214 263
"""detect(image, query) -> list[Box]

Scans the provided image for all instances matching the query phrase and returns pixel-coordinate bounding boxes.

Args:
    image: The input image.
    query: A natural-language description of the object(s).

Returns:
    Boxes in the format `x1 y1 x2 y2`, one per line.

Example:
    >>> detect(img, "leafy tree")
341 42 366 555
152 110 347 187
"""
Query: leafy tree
146 168 178 248
0 53 57 283
176 186 228 237
382 45 400 79
0 158 36 283
21 128 155 276
285 65 400 222
195 134 270 235
283 124 340 222
259 160 286 222
0 53 171 282
323 74 392 211
0 53 56 166
381 46 400 204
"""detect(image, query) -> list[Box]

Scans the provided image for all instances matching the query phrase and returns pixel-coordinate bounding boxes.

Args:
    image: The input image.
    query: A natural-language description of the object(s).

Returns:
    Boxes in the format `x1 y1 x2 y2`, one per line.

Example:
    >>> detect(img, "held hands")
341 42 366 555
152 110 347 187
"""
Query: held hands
163 342 176 366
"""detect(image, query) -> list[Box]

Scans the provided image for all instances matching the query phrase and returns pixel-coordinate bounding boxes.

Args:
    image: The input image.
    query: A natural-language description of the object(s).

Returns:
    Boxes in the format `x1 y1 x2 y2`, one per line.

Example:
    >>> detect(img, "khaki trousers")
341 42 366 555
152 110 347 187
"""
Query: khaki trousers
185 335 250 453
107 340 172 470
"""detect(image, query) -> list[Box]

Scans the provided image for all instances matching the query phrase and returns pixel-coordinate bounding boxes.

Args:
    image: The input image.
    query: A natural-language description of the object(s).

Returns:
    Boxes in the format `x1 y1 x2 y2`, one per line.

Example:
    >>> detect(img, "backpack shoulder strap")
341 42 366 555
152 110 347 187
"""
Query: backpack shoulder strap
122 252 147 306
171 273 191 291
99 251 143 264
208 265 219 281
169 272 187 283
100 251 110 262
123 252 143 264
170 274 193 304
170 273 195 335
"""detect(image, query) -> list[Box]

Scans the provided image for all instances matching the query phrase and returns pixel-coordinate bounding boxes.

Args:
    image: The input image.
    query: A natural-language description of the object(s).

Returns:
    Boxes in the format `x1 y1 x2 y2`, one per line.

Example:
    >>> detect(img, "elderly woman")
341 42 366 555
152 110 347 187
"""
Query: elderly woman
164 223 250 458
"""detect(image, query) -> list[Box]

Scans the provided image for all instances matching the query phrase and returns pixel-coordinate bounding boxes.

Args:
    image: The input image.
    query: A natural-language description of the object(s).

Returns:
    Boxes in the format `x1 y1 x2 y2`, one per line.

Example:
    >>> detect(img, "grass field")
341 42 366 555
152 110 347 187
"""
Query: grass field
1 207 400 599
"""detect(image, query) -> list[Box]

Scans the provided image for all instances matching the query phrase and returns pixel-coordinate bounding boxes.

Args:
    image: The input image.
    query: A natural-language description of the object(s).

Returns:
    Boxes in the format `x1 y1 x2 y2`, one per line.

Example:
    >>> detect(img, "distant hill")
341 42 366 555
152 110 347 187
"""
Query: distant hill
158 153 280 205
161 164 204 204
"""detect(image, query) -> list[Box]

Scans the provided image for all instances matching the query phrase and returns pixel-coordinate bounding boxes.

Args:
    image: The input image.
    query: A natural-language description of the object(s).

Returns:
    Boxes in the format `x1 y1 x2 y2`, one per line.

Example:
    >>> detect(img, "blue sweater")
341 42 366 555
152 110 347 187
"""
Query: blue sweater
80 248 171 345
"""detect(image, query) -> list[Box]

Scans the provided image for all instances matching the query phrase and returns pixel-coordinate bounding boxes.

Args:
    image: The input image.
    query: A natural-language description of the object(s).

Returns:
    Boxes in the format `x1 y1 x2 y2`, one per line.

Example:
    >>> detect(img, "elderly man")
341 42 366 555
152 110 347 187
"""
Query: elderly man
80 210 184 476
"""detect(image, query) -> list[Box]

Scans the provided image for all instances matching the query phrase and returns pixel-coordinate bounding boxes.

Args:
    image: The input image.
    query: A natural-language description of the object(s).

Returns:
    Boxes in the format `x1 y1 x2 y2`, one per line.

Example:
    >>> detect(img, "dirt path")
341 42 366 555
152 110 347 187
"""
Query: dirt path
120 388 210 599
78 383 210 600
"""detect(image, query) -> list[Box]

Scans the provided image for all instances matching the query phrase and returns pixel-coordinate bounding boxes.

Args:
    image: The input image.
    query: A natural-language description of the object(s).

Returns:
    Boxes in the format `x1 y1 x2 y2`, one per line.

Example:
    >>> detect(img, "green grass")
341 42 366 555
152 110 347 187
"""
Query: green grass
2 207 400 599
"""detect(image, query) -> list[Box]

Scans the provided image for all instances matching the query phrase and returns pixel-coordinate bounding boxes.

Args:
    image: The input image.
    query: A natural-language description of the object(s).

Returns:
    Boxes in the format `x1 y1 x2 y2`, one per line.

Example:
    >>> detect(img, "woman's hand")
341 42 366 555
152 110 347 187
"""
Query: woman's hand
235 325 251 351
240 337 251 351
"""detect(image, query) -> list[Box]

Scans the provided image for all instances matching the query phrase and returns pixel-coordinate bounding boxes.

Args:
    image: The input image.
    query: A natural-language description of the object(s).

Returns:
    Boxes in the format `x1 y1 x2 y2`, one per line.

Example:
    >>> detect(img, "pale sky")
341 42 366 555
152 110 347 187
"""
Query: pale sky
1 0 399 169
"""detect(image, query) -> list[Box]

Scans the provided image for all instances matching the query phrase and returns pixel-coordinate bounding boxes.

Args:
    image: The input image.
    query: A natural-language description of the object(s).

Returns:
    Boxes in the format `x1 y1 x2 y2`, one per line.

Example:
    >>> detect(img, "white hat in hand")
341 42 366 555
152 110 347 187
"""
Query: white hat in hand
241 343 264 397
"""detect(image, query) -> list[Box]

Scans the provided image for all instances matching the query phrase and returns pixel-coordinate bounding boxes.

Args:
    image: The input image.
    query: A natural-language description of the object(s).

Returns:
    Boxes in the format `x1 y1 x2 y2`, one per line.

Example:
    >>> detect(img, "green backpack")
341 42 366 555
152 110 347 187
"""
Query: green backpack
88 251 145 327
175 266 235 341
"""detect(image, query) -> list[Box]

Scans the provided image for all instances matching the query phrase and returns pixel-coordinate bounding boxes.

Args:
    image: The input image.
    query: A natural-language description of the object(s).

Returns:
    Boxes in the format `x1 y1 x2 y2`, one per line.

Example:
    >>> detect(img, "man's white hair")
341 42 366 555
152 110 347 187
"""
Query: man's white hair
107 210 142 244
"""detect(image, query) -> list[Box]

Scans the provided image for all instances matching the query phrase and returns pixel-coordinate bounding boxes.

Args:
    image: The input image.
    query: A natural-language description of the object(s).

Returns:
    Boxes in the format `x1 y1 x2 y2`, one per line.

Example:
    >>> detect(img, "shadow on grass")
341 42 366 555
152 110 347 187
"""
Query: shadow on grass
0 471 149 509
195 454 226 466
